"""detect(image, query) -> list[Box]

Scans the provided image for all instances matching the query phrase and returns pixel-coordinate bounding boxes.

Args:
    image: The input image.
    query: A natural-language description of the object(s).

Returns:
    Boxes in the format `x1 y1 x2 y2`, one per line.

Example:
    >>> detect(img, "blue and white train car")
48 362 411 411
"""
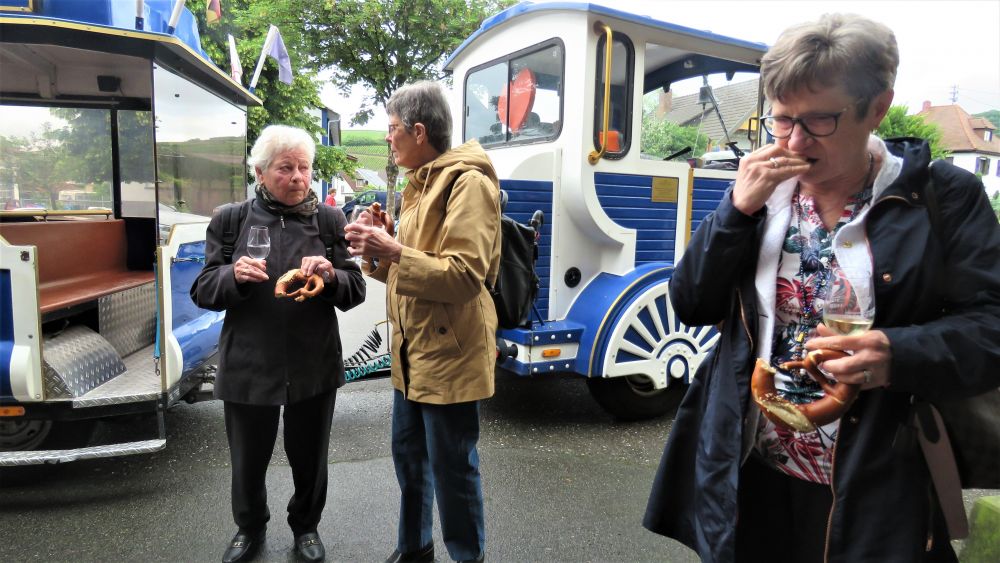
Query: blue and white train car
445 1 767 418
0 0 259 463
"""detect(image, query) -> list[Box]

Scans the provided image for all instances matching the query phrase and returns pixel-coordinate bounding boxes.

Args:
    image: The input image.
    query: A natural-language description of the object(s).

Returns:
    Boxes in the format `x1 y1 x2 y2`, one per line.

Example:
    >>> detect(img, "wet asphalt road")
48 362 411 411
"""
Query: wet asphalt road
0 373 701 563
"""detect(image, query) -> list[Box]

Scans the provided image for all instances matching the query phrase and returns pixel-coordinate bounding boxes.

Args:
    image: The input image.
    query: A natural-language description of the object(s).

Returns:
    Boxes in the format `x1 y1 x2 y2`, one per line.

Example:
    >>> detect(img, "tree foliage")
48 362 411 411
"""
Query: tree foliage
875 105 948 160
299 0 515 215
641 112 710 161
194 0 355 181
973 110 1000 130
991 191 1000 223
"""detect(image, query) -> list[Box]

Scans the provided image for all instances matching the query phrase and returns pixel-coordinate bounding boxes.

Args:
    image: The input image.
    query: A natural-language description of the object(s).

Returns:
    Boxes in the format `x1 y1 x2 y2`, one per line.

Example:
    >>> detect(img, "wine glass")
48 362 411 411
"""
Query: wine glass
822 268 875 336
247 225 270 260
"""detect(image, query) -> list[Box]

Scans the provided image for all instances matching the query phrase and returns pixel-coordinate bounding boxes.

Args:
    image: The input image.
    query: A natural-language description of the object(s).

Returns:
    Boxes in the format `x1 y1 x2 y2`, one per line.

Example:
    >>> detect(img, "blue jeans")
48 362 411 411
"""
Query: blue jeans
391 389 485 561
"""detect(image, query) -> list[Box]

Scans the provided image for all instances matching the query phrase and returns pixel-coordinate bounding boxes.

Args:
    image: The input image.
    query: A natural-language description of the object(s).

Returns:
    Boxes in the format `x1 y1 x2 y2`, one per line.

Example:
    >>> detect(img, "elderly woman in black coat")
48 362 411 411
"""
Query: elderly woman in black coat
643 14 1000 563
191 124 365 563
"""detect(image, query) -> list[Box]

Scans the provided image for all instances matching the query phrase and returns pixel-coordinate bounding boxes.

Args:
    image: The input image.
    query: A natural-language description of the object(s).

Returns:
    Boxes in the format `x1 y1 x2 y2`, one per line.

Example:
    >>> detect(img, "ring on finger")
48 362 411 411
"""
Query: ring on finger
862 369 873 384
769 156 779 169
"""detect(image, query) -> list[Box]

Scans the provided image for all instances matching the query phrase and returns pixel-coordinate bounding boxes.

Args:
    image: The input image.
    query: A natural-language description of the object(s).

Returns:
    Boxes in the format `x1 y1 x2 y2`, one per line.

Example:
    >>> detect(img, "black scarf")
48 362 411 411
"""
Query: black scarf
255 184 319 217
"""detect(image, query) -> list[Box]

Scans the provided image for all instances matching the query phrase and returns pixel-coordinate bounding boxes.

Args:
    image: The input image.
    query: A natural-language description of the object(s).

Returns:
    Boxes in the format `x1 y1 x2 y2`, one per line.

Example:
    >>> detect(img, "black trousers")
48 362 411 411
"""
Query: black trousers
735 454 833 563
223 390 337 536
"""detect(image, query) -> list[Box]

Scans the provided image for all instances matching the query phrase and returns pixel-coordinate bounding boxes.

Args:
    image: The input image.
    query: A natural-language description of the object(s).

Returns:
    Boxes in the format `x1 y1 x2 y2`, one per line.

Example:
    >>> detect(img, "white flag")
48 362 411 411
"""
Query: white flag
228 34 242 85
249 25 293 89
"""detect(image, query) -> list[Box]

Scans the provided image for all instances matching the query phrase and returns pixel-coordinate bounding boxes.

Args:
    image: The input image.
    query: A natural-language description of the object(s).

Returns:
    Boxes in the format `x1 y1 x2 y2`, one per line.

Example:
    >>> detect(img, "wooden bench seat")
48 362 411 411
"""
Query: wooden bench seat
0 219 155 314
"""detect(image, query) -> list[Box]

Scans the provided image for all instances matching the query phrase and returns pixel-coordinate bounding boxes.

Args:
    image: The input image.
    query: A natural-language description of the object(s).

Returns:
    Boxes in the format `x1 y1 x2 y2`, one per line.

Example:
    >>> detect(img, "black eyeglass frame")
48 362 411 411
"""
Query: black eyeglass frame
760 107 849 139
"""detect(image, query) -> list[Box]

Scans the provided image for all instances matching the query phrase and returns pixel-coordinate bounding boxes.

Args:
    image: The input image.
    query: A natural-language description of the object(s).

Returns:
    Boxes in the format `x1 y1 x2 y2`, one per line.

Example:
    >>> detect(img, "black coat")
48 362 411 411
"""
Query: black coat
191 198 366 405
643 139 1000 562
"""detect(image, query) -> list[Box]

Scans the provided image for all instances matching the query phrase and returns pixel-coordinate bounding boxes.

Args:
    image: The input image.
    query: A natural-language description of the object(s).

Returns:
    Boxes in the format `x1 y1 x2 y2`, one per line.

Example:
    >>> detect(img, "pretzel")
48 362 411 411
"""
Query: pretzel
367 201 395 237
274 269 324 302
751 349 861 432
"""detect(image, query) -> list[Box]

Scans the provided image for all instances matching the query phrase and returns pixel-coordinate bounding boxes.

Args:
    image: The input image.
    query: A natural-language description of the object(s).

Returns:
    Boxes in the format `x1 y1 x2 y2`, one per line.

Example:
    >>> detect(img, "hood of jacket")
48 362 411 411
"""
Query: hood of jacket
406 140 500 195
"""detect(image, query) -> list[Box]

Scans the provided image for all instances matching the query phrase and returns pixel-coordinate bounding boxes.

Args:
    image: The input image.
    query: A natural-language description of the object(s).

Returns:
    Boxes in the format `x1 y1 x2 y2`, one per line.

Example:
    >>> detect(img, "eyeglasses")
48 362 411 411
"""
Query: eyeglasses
387 122 408 136
760 107 849 139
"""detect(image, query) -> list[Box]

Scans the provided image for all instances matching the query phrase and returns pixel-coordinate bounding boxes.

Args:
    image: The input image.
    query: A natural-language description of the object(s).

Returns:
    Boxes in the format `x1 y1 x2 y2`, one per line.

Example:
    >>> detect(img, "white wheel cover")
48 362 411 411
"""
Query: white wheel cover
600 280 718 389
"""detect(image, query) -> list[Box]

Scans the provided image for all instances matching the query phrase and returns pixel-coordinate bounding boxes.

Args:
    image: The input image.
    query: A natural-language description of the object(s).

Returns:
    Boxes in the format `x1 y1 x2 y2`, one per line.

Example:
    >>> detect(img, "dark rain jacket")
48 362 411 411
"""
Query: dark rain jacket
643 138 1000 562
191 197 366 405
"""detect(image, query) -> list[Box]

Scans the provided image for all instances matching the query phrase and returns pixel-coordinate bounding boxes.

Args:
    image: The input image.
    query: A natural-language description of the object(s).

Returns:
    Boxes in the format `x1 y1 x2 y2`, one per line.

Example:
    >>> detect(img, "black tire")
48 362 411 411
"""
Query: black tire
0 419 97 452
586 375 687 421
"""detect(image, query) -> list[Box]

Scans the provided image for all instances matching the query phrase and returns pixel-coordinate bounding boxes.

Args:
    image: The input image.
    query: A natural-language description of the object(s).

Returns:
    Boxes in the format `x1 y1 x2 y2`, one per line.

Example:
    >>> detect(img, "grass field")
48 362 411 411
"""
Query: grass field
343 130 389 170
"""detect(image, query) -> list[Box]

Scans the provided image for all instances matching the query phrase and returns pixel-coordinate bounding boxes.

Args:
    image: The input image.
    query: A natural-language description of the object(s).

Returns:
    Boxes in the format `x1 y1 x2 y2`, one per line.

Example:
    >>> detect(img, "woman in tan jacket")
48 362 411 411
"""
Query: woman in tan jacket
344 81 501 563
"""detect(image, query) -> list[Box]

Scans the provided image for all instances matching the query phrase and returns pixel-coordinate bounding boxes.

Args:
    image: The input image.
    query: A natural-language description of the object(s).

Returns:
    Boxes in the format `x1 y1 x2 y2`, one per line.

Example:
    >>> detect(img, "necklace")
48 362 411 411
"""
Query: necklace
791 152 875 359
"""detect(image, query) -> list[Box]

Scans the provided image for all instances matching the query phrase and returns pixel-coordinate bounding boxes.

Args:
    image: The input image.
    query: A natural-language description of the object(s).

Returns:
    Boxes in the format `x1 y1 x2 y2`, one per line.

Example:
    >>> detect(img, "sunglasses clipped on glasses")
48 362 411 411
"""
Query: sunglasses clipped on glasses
760 107 849 139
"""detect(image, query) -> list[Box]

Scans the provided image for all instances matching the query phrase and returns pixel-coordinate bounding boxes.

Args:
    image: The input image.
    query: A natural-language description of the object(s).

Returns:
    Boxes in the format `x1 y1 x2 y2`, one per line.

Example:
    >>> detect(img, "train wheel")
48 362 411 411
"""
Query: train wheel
591 280 718 420
0 419 52 451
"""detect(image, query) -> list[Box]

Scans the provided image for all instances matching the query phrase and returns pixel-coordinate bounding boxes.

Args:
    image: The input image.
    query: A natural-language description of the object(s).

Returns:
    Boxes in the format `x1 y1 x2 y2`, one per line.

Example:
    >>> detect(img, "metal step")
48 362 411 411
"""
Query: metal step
0 438 166 466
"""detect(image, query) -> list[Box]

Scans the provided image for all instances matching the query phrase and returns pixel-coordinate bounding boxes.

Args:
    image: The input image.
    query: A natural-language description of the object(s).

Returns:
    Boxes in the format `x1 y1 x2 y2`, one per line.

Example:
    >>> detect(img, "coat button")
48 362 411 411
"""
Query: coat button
438 327 447 335
881 272 893 283
911 192 920 200
849 416 859 424
841 241 853 248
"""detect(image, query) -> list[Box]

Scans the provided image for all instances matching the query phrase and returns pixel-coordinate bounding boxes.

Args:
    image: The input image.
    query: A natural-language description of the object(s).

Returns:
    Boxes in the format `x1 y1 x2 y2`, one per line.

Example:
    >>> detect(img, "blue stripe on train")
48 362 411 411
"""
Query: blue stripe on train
595 172 678 266
0 270 14 400
498 179 553 320
595 172 732 265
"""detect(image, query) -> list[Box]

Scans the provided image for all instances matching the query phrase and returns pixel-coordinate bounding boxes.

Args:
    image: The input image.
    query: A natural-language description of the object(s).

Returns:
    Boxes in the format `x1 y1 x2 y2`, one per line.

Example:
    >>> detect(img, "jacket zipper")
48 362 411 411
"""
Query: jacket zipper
280 214 285 228
736 287 754 349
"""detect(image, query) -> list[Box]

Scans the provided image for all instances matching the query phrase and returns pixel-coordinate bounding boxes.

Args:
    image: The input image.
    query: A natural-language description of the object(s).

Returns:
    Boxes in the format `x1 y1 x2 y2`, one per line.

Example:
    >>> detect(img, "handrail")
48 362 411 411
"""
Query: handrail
0 208 113 220
588 21 614 165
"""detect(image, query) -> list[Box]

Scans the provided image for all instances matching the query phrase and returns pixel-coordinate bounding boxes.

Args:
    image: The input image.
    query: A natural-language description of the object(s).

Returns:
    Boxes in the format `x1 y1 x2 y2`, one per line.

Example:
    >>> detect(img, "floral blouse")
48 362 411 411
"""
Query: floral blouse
755 188 869 484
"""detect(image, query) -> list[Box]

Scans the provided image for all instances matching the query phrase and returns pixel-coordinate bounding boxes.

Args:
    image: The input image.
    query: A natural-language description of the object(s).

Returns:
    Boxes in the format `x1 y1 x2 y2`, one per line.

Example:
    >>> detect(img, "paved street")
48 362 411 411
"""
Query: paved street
0 372 700 562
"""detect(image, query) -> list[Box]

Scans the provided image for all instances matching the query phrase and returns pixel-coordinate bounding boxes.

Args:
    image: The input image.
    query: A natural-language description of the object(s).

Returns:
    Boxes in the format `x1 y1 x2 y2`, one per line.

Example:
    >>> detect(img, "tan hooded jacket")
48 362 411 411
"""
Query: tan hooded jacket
366 140 501 404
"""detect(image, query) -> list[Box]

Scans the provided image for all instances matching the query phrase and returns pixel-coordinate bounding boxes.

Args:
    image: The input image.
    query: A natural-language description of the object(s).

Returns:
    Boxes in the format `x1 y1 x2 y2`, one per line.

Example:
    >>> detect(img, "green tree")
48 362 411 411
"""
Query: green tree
876 105 948 160
300 0 516 216
973 109 1000 130
641 113 710 161
194 0 355 183
991 191 1000 223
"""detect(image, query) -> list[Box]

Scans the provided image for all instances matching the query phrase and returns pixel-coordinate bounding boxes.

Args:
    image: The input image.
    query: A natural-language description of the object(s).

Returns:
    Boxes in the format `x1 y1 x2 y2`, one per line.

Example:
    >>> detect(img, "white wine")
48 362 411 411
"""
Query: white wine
823 314 873 336
247 244 269 260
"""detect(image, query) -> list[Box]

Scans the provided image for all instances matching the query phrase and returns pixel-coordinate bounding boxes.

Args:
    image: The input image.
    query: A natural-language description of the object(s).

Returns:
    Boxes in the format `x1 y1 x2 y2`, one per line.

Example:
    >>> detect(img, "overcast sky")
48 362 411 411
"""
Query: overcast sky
323 0 1000 131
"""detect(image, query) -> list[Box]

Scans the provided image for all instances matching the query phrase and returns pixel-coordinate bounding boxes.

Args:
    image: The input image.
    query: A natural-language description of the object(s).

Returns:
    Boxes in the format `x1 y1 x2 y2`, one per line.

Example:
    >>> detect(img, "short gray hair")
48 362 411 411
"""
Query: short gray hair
761 13 898 119
248 125 315 172
386 81 452 153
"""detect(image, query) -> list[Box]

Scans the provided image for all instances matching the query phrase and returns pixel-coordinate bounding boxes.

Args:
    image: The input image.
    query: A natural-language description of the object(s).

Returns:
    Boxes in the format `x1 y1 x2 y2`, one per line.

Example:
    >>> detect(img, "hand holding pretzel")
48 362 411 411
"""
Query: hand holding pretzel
345 201 402 264
751 349 861 433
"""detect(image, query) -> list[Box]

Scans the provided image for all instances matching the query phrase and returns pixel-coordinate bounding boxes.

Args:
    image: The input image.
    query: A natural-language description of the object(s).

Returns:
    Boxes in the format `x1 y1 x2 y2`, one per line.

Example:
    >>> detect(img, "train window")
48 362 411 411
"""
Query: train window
0 105 113 211
153 64 247 218
641 41 762 168
464 40 564 147
592 32 634 160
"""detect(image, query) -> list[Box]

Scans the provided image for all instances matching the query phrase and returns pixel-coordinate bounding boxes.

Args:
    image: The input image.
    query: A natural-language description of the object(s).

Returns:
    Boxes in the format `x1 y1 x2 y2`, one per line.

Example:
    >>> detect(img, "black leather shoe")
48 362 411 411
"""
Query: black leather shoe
459 554 484 563
295 532 326 562
222 529 264 563
384 542 434 563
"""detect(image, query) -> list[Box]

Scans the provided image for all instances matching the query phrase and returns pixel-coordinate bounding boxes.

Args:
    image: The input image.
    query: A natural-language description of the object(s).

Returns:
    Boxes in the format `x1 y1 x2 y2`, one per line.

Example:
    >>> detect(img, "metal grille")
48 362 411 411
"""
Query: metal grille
42 325 125 398
99 282 156 358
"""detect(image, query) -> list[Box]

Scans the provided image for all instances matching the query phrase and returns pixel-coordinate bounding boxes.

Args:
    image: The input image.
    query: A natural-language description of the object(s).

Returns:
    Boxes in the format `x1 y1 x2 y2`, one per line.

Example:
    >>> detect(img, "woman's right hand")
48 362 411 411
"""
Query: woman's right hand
233 257 268 284
731 145 811 216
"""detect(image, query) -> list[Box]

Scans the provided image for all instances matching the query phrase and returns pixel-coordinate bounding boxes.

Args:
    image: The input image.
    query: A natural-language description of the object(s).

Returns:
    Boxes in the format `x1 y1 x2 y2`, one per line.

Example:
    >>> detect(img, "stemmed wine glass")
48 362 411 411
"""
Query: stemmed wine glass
247 225 270 260
822 268 875 336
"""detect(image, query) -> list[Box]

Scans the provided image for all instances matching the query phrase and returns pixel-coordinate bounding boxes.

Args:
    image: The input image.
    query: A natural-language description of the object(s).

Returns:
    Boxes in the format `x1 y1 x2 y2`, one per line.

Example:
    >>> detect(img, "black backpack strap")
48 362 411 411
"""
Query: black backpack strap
221 199 252 264
316 204 339 263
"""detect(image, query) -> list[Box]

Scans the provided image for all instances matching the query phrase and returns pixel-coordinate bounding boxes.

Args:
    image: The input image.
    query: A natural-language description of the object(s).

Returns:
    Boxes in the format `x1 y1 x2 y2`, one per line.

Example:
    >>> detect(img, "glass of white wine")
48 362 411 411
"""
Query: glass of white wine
247 225 270 260
823 268 875 336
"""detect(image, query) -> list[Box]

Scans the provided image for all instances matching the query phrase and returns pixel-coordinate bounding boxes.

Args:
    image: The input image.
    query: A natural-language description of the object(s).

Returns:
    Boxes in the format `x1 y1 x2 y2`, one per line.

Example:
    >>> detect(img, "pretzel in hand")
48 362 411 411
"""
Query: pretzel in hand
751 349 861 432
274 269 324 302
367 201 395 237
